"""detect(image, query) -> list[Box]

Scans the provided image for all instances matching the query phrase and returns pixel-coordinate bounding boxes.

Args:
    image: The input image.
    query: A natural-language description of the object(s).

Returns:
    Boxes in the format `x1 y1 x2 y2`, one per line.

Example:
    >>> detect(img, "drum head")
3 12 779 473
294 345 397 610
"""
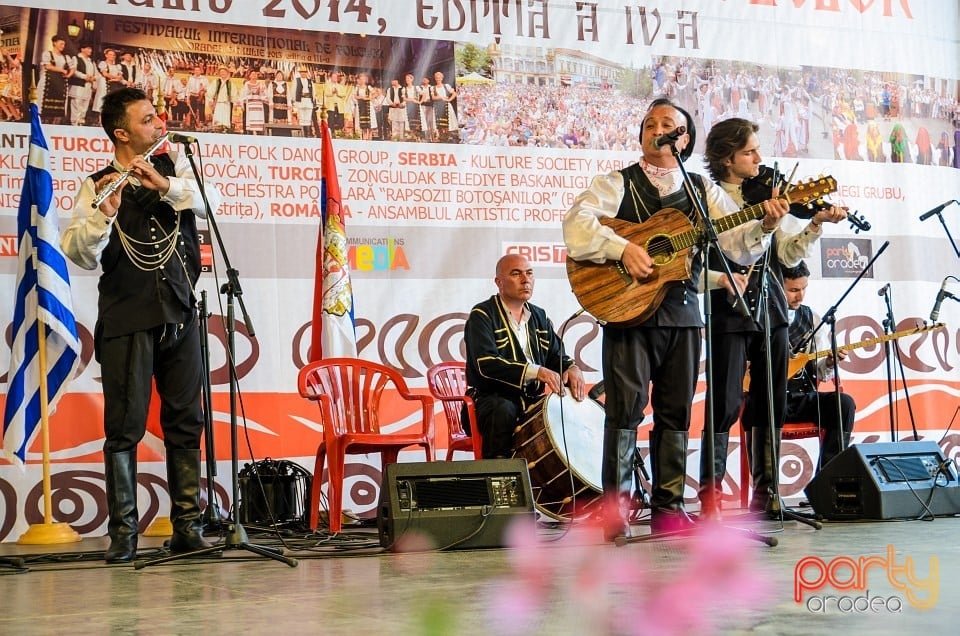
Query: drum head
542 393 604 491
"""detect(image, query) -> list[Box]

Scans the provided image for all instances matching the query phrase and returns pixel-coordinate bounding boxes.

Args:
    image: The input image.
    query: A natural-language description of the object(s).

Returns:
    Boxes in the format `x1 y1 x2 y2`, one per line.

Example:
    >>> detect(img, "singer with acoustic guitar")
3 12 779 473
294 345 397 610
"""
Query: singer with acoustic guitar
562 98 790 540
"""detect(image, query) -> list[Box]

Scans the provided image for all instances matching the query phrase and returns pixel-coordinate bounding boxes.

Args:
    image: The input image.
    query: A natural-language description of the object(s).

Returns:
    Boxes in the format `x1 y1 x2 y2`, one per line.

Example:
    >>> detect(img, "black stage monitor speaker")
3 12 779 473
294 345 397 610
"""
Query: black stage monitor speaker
378 458 535 550
804 441 960 520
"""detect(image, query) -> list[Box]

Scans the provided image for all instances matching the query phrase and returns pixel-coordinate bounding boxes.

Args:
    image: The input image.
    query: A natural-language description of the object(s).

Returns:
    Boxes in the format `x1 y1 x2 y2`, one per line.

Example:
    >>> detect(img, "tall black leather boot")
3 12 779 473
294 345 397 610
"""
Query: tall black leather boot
600 428 637 542
104 450 139 563
749 426 782 516
167 449 213 553
650 429 695 534
698 432 730 517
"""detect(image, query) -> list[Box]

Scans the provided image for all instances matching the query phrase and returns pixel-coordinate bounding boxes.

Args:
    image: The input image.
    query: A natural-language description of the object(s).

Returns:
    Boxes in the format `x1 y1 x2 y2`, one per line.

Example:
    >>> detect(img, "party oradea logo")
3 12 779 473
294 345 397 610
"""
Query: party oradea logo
794 544 938 613
820 237 874 278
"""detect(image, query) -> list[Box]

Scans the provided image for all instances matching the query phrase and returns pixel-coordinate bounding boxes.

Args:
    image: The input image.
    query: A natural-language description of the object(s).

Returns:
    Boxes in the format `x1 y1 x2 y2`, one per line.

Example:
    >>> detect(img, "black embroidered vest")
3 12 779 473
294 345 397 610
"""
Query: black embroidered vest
787 305 817 394
616 163 705 328
69 57 92 87
92 153 201 338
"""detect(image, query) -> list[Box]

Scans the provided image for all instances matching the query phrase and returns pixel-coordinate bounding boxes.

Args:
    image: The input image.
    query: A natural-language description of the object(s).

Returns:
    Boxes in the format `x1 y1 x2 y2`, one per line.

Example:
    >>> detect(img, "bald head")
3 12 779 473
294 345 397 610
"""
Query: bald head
495 254 534 307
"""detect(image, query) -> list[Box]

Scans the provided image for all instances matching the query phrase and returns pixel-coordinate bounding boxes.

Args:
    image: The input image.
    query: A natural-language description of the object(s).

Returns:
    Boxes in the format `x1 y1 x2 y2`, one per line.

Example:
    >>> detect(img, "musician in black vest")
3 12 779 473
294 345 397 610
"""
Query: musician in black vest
464 254 585 459
61 88 221 563
782 261 856 470
563 99 790 539
700 118 847 516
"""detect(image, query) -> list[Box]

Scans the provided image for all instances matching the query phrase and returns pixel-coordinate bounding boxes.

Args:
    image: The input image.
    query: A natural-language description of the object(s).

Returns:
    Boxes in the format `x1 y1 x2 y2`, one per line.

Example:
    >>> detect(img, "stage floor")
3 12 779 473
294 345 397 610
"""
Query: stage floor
1 509 957 635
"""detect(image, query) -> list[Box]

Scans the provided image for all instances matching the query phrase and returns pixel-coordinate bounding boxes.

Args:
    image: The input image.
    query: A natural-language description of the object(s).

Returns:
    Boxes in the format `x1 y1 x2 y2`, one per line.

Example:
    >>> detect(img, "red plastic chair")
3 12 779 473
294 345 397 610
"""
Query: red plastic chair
738 384 838 509
298 358 435 532
426 361 482 460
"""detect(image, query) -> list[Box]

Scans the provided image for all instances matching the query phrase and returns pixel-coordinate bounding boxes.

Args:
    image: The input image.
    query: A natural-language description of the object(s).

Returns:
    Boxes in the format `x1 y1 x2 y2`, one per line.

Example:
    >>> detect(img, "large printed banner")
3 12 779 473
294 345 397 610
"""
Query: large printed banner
0 1 958 539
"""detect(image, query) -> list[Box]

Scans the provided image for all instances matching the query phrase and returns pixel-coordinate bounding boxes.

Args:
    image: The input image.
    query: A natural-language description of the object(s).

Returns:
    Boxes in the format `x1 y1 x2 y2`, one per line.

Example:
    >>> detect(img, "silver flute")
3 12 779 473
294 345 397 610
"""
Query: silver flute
90 133 169 208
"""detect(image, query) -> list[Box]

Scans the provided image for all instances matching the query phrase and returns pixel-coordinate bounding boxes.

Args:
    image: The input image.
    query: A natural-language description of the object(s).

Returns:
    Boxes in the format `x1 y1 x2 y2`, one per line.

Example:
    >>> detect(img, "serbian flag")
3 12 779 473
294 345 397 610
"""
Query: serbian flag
3 105 81 466
310 118 357 361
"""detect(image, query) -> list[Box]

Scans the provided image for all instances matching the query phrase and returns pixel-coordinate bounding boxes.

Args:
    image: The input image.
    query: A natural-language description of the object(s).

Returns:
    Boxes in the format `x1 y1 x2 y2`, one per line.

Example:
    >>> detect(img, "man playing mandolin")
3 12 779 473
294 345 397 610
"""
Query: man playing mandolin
563 99 790 539
782 261 857 471
700 117 847 518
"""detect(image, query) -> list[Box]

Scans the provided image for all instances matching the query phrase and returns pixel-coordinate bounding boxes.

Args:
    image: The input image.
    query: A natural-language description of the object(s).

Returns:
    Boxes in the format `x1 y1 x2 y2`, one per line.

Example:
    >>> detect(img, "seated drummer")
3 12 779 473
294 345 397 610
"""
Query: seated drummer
464 254 586 458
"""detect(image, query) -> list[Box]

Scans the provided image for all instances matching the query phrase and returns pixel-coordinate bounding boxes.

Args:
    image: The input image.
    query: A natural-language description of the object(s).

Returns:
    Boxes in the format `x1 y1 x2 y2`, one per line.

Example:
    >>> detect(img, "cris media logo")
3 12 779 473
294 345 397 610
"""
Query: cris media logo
347 238 409 271
504 242 567 267
794 544 938 613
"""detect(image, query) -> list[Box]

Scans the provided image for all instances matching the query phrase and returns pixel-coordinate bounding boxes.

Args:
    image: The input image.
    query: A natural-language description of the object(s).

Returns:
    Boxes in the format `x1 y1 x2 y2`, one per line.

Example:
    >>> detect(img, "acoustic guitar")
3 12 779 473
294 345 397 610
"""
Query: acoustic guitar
565 176 837 326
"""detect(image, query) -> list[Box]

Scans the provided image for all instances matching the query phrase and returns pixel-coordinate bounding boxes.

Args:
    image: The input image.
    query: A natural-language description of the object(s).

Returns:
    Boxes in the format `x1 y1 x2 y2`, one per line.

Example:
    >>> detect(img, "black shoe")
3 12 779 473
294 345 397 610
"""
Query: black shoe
650 508 697 535
169 530 212 554
105 534 138 563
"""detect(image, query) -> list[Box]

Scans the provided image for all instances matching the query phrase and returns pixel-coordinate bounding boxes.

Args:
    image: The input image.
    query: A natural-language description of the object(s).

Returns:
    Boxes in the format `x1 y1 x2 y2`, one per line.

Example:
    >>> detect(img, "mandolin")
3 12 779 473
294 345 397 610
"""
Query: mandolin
786 322 945 379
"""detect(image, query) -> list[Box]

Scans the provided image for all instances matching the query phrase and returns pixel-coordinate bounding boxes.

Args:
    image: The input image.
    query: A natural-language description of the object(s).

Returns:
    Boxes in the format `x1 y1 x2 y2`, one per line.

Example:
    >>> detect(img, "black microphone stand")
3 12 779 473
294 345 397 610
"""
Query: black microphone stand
136 141 297 569
880 286 897 441
197 290 223 530
797 240 891 468
924 204 959 259
753 248 820 529
619 140 775 547
878 287 921 441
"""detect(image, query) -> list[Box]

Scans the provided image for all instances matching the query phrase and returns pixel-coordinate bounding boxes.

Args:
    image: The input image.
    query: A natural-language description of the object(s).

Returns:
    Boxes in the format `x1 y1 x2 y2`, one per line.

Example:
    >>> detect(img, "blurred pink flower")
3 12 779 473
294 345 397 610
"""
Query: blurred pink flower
485 520 771 635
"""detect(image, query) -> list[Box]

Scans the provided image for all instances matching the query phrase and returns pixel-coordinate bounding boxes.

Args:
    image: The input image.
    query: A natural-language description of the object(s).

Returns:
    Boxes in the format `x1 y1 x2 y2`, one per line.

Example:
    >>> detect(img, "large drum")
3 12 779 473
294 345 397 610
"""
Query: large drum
513 393 605 520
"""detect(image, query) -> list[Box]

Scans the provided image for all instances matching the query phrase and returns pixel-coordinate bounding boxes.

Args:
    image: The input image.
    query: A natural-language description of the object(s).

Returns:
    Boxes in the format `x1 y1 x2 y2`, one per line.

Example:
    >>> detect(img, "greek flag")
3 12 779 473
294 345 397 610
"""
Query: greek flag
3 105 80 466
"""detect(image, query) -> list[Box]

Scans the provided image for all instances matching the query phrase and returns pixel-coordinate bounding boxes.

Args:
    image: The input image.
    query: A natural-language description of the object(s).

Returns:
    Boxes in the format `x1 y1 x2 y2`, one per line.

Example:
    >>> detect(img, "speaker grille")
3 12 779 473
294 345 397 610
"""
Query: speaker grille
870 455 937 483
404 477 491 510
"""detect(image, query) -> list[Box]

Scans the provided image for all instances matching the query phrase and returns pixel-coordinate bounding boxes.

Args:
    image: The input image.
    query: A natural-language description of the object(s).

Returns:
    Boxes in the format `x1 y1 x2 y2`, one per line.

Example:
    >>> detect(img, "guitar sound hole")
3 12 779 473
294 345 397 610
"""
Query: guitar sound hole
646 235 674 266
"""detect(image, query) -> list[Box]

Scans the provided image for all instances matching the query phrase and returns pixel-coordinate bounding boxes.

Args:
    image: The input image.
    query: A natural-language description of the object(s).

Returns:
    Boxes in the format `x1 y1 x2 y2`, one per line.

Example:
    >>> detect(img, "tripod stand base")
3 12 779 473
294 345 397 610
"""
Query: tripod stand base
771 502 822 529
614 520 778 547
133 522 298 569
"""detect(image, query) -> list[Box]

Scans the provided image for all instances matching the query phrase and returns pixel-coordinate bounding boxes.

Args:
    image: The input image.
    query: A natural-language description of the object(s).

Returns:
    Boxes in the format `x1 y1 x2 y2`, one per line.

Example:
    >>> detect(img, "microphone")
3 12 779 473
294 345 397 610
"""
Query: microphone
877 283 890 297
167 132 197 144
918 199 957 222
929 279 956 322
652 126 686 149
567 308 586 322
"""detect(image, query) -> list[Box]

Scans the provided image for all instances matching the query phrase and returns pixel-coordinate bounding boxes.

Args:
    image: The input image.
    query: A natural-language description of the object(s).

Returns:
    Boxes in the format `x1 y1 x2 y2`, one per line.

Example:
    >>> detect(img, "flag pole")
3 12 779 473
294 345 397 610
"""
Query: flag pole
16 237 79 545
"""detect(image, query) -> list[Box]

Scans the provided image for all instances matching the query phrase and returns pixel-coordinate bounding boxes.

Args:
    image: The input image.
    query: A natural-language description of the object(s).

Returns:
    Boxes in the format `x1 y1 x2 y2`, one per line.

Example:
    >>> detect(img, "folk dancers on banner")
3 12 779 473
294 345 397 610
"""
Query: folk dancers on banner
351 72 376 141
240 69 268 135
402 73 423 140
269 70 291 125
36 34 69 125
430 71 458 141
67 42 97 126
208 66 235 133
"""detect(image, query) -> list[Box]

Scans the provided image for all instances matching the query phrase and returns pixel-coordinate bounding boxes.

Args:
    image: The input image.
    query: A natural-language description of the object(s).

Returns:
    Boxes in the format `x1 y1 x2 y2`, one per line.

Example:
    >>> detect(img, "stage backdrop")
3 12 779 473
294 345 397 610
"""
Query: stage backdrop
1 1 958 539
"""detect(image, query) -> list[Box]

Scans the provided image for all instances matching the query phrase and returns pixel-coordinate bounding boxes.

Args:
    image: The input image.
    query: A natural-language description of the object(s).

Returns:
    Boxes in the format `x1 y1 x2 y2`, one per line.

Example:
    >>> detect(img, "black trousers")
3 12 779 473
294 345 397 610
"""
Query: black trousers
714 325 789 435
601 326 700 434
474 392 527 459
785 389 856 467
98 313 204 453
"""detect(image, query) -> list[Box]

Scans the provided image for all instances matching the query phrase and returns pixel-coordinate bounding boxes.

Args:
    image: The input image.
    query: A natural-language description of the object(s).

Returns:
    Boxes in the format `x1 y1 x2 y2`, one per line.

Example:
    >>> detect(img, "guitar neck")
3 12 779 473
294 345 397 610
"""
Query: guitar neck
672 203 766 251
668 176 835 251
790 323 944 375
